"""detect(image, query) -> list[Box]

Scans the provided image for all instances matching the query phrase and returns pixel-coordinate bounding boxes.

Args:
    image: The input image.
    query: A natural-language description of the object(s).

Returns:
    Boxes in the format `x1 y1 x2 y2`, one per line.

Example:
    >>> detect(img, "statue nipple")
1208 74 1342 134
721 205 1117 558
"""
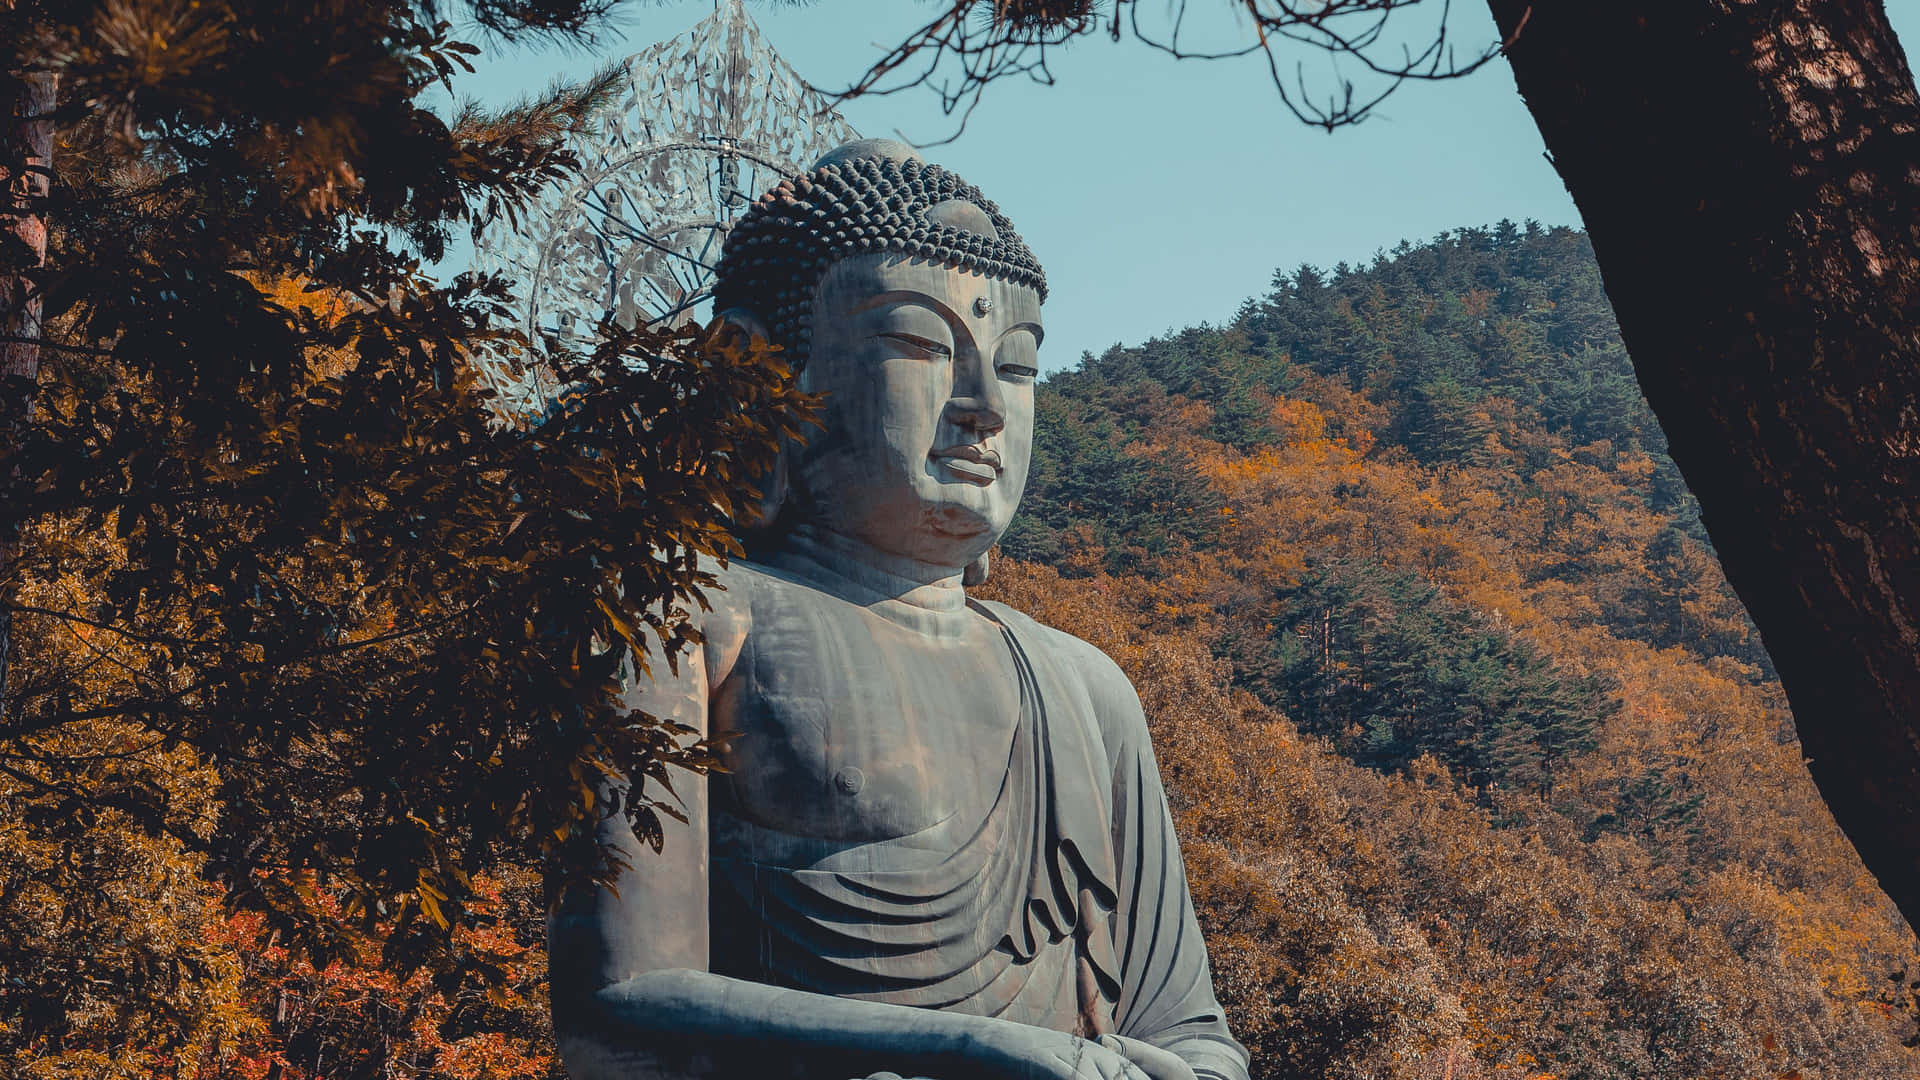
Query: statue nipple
833 767 866 795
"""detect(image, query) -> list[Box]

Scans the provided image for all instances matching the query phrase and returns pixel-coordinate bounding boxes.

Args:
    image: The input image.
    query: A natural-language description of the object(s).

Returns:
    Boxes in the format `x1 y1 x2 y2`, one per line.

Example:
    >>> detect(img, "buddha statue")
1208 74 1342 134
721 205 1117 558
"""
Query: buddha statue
547 139 1250 1080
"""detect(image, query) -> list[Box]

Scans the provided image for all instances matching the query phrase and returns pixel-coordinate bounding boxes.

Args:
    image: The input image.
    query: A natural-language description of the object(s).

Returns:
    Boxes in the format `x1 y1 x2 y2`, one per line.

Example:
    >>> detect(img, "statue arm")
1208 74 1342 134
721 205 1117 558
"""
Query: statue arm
565 967 1155 1080
545 583 731 1028
1070 643 1253 1080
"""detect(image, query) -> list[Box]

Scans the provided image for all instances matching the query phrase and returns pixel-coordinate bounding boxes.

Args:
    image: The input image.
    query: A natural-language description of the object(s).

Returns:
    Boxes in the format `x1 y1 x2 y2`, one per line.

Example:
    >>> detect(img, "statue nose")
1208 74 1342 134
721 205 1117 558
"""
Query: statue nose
945 351 1005 434
945 394 1005 435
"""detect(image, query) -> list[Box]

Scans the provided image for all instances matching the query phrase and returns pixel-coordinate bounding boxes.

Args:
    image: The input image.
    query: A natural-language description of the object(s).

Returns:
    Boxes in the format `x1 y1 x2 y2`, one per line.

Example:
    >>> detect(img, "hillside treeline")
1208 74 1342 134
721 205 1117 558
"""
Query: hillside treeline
985 222 1920 1078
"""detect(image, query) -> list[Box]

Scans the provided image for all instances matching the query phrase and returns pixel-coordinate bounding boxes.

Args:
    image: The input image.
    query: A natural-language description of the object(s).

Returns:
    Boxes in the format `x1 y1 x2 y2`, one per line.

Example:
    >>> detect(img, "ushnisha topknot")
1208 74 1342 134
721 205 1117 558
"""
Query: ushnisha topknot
711 138 1047 371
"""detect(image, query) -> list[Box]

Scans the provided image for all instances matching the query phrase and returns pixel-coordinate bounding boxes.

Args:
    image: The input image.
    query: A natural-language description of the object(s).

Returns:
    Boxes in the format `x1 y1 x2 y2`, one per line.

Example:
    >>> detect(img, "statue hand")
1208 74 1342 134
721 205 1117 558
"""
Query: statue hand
978 1026 1152 1080
1094 1035 1199 1080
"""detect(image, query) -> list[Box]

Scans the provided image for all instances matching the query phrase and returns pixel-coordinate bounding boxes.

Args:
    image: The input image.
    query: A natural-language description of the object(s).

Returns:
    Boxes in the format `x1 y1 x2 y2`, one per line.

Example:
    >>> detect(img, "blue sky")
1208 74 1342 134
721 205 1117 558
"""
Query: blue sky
443 0 1920 372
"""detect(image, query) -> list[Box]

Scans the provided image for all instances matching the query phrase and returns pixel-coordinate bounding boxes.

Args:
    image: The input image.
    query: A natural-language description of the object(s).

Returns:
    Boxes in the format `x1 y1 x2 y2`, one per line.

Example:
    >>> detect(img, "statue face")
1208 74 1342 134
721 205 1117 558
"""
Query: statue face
794 252 1042 571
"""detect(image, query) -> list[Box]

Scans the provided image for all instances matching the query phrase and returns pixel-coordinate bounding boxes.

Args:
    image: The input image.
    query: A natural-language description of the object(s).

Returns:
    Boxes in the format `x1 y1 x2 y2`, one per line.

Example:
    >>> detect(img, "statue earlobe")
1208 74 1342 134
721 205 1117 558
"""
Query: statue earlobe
963 551 989 587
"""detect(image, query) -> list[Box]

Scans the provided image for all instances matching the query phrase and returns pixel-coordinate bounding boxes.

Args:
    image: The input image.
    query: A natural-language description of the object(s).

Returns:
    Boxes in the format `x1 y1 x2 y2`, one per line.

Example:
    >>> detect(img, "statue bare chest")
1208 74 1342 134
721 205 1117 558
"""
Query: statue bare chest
710 595 1022 842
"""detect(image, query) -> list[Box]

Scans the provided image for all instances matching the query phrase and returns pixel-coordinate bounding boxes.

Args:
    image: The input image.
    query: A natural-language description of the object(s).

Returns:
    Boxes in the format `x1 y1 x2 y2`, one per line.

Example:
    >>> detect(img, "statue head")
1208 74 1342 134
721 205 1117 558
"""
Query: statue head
712 139 1047 582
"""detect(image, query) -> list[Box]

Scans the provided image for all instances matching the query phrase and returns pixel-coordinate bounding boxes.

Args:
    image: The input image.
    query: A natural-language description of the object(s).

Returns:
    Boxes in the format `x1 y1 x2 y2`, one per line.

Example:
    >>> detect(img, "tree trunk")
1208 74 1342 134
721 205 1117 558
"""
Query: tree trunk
0 72 56 717
1485 0 1920 928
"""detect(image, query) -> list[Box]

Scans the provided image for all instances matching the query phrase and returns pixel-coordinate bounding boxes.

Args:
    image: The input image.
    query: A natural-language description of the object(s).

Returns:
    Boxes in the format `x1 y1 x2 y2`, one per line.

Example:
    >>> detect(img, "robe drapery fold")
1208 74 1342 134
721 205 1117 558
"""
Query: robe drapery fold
710 599 1249 1078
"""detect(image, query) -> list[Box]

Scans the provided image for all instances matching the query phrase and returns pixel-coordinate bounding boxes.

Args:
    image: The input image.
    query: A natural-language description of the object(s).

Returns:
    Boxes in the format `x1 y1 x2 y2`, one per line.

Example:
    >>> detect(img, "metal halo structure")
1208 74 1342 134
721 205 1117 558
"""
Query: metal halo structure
472 0 860 416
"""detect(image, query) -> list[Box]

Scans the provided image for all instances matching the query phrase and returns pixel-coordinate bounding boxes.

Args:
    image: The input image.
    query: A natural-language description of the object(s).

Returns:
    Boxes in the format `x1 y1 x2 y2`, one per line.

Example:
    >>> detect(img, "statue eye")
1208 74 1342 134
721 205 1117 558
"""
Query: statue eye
878 332 952 358
995 329 1038 381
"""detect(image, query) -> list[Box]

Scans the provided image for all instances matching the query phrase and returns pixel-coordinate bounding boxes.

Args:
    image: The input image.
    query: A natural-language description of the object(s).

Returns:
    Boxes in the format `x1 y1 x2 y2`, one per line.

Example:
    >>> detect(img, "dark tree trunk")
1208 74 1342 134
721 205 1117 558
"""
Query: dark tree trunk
0 72 55 717
1486 0 1920 927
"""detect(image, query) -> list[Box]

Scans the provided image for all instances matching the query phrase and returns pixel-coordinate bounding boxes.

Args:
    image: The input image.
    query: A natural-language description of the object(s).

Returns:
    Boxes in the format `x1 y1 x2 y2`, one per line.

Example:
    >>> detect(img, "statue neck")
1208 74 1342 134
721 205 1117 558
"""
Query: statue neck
766 526 978 640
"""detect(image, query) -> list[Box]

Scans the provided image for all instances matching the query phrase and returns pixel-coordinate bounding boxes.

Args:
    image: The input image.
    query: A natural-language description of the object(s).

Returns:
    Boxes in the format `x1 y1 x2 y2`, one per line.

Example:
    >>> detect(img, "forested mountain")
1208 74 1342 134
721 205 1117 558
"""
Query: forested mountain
984 223 1920 1078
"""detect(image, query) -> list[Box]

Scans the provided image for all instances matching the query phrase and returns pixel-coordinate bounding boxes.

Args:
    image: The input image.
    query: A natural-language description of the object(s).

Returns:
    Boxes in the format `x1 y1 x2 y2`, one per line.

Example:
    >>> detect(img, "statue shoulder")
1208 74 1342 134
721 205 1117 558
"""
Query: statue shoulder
973 600 1151 750
698 553 761 611
673 553 770 690
685 553 846 686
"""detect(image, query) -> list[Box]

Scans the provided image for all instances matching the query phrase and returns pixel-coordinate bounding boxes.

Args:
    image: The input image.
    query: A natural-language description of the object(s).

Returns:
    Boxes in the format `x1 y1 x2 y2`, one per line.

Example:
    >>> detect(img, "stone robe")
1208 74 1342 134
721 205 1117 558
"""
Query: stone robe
706 551 1249 1080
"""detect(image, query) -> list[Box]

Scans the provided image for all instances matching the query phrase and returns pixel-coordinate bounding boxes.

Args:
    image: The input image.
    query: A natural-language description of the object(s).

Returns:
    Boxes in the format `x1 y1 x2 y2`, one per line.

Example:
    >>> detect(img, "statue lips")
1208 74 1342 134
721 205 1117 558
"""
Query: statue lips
930 444 1002 485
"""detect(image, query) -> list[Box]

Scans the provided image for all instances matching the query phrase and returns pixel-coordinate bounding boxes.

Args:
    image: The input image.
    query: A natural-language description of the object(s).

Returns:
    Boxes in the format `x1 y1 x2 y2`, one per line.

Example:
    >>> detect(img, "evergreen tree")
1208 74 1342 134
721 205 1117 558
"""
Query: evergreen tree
1245 561 1612 794
1002 384 1224 572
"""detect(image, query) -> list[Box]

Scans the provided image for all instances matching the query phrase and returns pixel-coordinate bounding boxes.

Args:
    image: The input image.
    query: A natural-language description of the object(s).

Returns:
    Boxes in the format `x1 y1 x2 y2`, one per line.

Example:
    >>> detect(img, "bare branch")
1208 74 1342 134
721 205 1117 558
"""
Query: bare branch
819 0 1502 139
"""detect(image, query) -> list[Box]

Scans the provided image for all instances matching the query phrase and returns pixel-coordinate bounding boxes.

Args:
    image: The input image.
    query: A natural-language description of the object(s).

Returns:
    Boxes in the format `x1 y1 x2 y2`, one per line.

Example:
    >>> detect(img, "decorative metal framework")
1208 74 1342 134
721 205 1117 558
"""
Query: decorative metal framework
472 0 860 415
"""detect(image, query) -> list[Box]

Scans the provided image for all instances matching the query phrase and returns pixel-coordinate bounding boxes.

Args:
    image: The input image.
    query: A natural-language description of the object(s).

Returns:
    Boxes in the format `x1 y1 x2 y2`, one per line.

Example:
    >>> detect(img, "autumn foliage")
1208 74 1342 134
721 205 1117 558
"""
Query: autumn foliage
984 224 1920 1078
1 2 804 1075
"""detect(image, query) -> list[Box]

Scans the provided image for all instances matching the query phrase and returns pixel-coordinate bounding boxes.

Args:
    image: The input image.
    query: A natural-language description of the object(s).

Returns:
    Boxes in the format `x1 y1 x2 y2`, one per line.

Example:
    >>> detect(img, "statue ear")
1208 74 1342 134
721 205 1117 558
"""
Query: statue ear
715 306 773 355
716 307 788 531
739 440 790 531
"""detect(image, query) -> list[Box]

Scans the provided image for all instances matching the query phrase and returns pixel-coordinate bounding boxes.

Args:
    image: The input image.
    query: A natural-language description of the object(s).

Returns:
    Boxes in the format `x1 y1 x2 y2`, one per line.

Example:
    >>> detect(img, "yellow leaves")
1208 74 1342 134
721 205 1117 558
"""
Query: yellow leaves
595 596 640 650
1267 395 1330 444
416 877 449 930
0 720 248 1079
1614 452 1658 484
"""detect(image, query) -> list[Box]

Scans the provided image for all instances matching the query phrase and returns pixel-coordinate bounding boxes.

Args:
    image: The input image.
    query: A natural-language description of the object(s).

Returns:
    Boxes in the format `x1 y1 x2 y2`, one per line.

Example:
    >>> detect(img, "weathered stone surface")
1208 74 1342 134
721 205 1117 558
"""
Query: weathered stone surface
547 140 1250 1080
